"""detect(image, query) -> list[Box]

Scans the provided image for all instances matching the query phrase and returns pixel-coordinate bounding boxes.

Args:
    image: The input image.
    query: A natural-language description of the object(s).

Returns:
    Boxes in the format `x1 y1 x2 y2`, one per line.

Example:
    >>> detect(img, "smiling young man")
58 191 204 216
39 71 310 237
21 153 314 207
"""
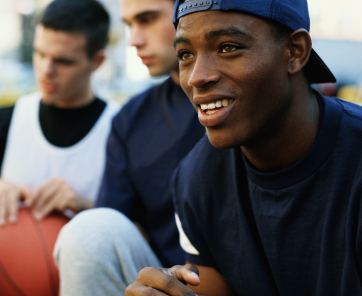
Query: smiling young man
0 0 120 224
52 0 205 295
125 0 362 295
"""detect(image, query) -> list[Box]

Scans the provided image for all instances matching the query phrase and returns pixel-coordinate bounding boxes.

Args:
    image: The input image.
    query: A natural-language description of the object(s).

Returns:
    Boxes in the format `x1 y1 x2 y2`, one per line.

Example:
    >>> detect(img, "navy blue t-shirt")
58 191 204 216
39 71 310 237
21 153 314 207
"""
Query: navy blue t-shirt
97 77 205 267
173 93 362 295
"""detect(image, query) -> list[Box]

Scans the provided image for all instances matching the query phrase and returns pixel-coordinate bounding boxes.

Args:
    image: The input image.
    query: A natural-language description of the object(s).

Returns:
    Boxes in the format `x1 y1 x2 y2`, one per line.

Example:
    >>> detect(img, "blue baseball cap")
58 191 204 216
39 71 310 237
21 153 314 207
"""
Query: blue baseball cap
173 0 336 84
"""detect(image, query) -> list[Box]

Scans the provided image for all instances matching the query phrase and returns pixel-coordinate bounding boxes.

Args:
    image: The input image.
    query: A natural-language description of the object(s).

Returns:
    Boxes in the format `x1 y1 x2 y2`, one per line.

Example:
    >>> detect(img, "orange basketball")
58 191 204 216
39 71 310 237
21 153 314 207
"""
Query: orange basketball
0 208 70 296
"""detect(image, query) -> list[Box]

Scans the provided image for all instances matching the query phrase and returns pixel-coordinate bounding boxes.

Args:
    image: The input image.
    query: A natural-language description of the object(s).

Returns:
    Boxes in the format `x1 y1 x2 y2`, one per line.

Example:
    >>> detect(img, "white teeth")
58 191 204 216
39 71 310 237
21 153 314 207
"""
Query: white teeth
206 110 218 115
200 99 234 113
207 103 215 109
201 104 208 110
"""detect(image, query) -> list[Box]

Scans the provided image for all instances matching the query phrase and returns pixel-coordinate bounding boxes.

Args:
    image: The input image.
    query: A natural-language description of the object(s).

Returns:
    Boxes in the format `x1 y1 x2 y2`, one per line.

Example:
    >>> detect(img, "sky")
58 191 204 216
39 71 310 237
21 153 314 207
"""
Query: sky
309 0 362 41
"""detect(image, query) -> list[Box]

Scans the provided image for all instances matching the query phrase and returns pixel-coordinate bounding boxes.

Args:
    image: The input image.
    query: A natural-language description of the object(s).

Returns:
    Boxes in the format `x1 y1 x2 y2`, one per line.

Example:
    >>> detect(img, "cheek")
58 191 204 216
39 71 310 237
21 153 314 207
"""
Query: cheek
60 68 88 89
179 69 192 97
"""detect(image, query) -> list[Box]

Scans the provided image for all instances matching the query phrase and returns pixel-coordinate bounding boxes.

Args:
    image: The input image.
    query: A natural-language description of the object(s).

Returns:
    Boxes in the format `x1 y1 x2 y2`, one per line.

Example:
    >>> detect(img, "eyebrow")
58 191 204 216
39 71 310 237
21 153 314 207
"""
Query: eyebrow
33 48 77 63
174 36 191 48
206 27 251 40
174 26 251 48
122 10 160 24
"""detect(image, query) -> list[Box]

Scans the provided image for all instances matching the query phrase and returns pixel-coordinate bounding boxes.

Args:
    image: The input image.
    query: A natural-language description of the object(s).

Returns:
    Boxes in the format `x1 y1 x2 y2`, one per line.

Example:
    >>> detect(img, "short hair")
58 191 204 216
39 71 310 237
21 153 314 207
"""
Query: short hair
267 20 293 44
39 0 110 58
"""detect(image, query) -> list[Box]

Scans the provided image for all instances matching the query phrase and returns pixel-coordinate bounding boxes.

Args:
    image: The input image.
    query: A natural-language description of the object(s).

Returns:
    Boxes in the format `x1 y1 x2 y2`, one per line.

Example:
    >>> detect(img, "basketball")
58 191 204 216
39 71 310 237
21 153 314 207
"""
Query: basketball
0 207 70 296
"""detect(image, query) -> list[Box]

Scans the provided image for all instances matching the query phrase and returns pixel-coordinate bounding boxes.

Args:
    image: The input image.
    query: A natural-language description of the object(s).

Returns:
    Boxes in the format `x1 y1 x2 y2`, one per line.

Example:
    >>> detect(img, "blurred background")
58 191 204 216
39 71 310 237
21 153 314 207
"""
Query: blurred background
0 0 361 107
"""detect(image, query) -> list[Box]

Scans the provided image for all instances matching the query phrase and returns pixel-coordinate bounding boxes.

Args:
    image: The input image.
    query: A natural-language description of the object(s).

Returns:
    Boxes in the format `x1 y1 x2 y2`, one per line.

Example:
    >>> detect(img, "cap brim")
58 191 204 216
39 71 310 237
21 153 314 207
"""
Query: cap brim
304 49 336 84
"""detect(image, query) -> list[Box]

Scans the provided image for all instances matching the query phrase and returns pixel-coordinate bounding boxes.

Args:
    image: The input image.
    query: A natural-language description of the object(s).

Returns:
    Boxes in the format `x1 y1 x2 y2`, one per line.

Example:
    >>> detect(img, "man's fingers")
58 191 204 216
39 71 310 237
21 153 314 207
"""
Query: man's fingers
0 193 6 226
7 190 19 224
125 281 169 296
32 185 69 220
136 266 196 295
21 185 32 205
31 191 58 220
0 182 21 225
169 264 200 287
33 184 57 208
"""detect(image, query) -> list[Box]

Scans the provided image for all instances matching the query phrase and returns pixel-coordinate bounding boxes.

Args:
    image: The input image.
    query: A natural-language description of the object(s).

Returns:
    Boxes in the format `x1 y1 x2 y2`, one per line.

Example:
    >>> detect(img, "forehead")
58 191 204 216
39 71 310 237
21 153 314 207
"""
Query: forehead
34 25 88 57
121 0 173 21
176 10 271 42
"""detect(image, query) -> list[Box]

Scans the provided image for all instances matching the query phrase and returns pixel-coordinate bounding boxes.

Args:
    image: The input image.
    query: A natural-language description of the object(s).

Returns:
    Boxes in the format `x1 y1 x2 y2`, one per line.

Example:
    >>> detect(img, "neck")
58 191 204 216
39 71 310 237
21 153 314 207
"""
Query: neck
42 87 95 109
242 86 320 173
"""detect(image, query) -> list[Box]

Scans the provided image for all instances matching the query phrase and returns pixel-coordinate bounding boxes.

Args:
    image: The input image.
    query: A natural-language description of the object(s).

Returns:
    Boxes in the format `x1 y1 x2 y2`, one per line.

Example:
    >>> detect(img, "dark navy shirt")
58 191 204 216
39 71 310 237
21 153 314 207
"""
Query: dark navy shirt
96 77 205 267
173 93 362 295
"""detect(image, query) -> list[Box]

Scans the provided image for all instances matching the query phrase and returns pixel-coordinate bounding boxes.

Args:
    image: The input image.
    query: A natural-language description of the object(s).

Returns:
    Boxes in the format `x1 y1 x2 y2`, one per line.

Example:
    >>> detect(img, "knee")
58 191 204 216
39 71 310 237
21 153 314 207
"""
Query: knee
55 208 138 253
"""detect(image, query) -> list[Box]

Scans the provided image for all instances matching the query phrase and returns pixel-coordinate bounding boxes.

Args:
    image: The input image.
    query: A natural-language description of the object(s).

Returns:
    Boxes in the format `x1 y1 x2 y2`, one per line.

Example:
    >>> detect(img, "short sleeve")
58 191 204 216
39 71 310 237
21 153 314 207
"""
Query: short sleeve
171 160 216 268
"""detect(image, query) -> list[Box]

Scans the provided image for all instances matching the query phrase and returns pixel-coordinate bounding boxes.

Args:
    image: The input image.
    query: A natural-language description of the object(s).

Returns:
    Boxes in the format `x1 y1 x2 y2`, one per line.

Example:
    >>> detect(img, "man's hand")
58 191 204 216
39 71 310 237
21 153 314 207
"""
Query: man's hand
125 264 203 296
25 177 94 221
0 179 26 225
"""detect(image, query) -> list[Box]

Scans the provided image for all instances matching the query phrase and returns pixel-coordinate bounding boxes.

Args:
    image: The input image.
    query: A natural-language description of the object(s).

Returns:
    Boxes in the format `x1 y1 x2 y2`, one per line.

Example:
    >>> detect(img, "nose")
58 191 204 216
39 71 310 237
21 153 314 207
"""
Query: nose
187 54 220 89
42 58 56 78
128 26 146 48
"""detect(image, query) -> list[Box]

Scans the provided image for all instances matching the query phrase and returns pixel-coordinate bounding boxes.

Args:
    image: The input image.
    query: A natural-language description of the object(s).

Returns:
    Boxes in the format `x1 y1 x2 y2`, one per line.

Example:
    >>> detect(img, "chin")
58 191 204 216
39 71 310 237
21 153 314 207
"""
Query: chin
206 129 242 150
40 94 60 106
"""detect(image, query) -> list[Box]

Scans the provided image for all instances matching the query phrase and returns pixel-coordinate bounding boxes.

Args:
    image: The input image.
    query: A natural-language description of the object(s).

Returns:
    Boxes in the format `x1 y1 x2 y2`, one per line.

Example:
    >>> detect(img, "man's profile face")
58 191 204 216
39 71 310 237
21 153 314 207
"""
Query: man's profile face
121 0 179 77
33 25 96 108
175 11 291 149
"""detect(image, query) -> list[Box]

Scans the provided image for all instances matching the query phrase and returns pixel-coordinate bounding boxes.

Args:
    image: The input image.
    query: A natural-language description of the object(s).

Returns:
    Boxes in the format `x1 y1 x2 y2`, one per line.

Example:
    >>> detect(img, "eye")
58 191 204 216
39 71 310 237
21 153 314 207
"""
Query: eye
220 44 238 53
138 14 157 25
177 51 194 61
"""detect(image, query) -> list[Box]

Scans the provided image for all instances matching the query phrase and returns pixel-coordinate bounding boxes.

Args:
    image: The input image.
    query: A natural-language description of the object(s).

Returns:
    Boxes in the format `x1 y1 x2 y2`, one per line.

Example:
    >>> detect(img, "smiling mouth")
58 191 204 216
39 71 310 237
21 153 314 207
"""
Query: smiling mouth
199 99 234 115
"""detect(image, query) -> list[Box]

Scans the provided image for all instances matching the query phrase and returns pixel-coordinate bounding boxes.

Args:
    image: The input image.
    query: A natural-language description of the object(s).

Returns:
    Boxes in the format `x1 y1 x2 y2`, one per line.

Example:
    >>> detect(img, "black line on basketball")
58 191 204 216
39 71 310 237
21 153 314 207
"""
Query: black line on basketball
0 260 27 296
32 218 58 296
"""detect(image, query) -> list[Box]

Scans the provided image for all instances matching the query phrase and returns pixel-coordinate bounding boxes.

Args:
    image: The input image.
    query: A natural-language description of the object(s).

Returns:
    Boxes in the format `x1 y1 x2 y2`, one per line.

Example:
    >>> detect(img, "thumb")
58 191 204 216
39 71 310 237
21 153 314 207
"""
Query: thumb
169 264 200 287
22 185 33 206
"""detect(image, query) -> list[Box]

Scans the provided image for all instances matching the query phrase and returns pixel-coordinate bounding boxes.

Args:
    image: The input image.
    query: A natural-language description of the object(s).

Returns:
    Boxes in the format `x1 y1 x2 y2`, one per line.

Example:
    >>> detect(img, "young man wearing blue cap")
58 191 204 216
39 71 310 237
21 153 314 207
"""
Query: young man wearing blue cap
125 0 362 295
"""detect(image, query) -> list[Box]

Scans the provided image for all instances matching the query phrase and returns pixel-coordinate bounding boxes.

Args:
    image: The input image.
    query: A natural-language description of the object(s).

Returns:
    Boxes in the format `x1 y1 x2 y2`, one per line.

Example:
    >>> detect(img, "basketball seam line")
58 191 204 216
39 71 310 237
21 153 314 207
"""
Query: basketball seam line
32 217 58 296
0 260 28 296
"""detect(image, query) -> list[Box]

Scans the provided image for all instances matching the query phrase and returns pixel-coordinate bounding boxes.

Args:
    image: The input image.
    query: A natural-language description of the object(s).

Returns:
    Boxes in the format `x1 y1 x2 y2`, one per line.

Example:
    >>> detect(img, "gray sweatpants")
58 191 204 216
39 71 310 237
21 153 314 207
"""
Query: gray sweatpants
53 208 162 296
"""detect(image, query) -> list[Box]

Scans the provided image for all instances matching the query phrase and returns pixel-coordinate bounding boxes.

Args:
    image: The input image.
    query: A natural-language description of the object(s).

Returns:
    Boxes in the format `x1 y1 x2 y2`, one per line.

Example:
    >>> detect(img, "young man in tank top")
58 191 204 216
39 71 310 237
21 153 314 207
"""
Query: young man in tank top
0 0 120 225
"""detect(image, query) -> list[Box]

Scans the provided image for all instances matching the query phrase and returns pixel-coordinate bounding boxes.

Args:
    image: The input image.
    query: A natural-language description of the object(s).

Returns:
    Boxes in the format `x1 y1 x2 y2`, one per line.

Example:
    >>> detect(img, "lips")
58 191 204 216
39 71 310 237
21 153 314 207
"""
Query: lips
139 56 153 66
194 95 235 127
40 81 58 92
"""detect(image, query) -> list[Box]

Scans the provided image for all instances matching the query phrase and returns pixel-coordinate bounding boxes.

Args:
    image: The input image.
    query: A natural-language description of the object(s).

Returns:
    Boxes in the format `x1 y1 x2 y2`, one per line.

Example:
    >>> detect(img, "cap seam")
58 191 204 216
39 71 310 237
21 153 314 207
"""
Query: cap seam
270 0 276 20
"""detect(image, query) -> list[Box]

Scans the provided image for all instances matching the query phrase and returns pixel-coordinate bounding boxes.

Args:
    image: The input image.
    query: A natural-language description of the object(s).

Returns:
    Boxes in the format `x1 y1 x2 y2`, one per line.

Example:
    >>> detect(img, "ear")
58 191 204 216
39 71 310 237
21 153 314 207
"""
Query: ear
286 29 312 77
90 49 106 72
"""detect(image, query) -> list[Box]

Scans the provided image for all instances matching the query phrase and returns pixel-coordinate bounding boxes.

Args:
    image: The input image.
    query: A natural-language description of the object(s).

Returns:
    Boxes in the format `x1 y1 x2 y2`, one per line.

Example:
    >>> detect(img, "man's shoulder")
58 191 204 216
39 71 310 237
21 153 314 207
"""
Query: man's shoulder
0 106 15 132
122 78 174 114
334 97 362 121
111 77 184 135
324 95 362 122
